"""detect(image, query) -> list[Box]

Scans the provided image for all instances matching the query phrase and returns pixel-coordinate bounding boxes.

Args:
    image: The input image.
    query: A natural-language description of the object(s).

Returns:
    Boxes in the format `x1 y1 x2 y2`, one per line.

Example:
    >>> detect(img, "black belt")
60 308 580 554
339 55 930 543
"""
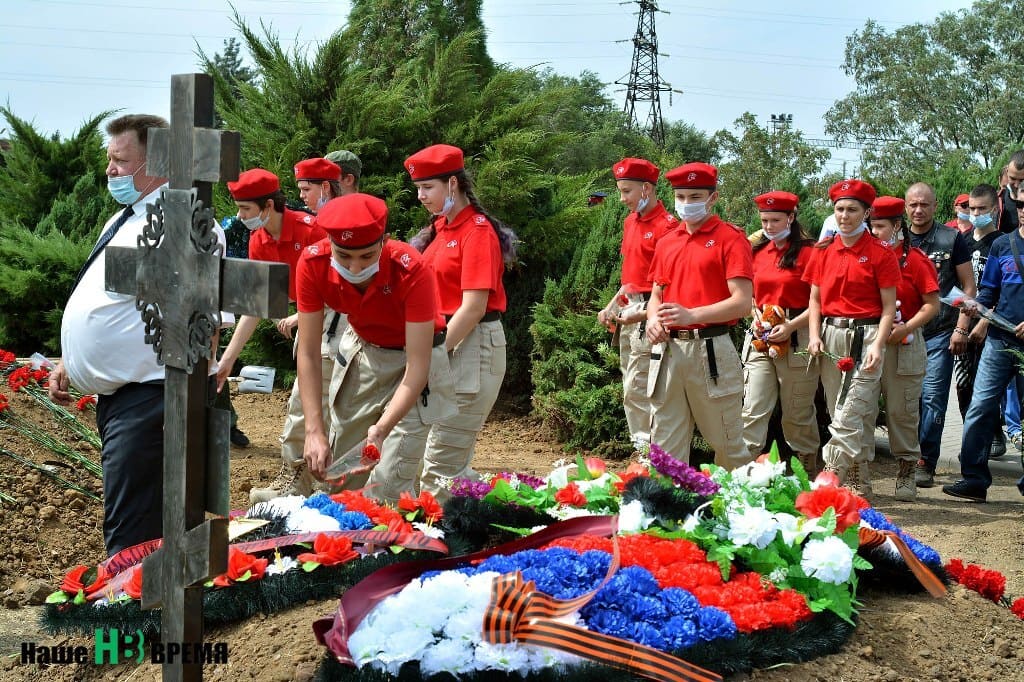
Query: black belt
824 316 881 329
444 311 502 323
667 325 730 340
377 330 446 351
639 292 652 302
786 307 806 317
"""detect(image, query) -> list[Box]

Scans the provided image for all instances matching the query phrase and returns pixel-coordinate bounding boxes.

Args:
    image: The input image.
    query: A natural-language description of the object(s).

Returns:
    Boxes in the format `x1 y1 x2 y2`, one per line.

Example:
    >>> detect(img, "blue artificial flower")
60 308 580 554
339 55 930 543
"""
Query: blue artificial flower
474 555 520 575
695 606 737 642
662 615 699 651
626 621 667 650
303 493 334 511
625 594 667 622
859 508 942 567
660 588 700 618
301 493 372 530
584 608 630 638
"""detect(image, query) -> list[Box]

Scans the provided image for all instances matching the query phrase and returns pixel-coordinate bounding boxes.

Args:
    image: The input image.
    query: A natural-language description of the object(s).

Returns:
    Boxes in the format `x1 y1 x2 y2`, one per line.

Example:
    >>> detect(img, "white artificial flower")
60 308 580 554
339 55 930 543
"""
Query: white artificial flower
546 505 594 521
545 462 576 488
576 472 613 493
769 567 788 584
286 506 341 533
773 512 825 546
420 638 476 676
473 641 533 673
801 536 855 584
617 499 654 533
266 553 298 576
412 522 445 539
726 506 778 549
250 495 305 519
731 458 786 488
681 513 700 533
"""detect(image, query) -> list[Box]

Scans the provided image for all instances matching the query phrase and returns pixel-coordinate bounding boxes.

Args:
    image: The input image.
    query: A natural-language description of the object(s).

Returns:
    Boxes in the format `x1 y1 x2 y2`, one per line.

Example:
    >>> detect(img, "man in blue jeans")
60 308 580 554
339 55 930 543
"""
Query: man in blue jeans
944 201 1024 502
905 183 976 488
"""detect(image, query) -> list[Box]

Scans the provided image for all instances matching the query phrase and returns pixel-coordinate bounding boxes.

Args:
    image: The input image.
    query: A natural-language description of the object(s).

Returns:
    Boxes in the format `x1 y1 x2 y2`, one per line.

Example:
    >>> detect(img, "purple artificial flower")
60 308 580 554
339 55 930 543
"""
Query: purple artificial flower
449 477 493 499
648 443 720 497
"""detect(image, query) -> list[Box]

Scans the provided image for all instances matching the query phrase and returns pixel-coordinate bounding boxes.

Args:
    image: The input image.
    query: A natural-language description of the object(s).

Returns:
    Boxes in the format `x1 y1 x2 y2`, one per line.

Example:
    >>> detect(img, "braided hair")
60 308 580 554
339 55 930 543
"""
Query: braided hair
410 170 518 267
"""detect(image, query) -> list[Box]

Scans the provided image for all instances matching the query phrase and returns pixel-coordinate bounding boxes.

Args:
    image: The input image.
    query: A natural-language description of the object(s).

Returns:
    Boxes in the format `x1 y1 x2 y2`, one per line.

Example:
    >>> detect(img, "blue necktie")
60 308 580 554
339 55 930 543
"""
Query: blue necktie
70 205 134 294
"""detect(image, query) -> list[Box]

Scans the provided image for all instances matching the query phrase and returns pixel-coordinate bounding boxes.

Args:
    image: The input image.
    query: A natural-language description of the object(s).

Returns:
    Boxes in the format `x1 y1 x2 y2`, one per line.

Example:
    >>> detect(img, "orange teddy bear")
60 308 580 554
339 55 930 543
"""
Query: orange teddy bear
751 304 790 359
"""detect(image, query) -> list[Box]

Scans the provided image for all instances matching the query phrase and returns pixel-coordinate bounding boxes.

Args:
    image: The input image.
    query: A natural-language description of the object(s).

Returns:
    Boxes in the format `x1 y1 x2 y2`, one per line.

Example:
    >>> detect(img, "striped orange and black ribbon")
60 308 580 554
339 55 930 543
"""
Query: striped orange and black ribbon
858 527 946 598
483 570 722 682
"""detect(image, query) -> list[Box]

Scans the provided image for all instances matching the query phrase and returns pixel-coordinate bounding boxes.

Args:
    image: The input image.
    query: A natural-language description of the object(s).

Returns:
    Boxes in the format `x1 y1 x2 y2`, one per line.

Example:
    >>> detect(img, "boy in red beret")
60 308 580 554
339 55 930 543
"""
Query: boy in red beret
296 193 456 503
645 162 753 468
804 179 899 495
216 168 328 499
599 157 678 450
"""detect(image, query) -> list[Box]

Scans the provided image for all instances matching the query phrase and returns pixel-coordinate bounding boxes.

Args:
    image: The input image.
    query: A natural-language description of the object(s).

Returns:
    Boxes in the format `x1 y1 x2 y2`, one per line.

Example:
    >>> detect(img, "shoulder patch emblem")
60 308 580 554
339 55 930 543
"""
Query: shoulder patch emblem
303 215 313 224
705 239 715 248
474 215 486 225
447 239 458 248
307 244 319 256
400 253 412 268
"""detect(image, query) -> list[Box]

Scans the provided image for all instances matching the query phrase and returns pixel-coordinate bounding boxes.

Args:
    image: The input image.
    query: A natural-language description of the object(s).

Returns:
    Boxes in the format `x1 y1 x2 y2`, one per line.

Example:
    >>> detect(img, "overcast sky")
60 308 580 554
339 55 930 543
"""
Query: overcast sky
2 0 973 174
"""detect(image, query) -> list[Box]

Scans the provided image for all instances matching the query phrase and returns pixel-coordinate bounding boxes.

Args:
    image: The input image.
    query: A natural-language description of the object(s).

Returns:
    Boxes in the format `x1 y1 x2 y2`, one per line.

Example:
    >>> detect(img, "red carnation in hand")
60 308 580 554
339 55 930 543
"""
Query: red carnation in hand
296 533 359 567
795 485 862 532
836 356 855 372
951 297 965 307
554 482 587 507
212 547 267 587
76 395 97 411
361 443 381 463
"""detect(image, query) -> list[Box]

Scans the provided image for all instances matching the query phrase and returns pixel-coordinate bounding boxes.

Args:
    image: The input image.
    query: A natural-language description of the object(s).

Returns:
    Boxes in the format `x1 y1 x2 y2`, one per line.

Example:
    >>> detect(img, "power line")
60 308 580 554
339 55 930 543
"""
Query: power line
616 0 673 145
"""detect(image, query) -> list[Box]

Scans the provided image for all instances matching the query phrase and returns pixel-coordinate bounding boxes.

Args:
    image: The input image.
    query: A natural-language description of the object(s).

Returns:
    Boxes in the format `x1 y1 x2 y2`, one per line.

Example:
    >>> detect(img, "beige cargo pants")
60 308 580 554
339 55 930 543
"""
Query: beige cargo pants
859 333 926 464
618 320 654 446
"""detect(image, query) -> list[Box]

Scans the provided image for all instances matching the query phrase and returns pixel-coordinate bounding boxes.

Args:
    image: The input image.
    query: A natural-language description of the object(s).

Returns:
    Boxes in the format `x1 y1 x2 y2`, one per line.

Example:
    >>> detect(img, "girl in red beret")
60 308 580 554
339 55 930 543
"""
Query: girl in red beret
295 193 456 503
857 196 939 500
741 191 821 475
404 144 517 500
803 179 899 496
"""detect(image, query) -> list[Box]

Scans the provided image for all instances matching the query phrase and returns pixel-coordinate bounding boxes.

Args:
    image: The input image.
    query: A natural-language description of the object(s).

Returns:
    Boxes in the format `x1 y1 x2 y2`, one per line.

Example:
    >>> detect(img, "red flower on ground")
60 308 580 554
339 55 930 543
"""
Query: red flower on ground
7 367 31 392
944 558 1006 603
836 356 855 372
397 490 443 522
554 482 587 507
1010 597 1024 620
0 393 9 413
124 567 144 600
212 547 267 587
794 485 862 532
76 395 97 411
0 350 15 369
296 533 359 567
59 564 109 596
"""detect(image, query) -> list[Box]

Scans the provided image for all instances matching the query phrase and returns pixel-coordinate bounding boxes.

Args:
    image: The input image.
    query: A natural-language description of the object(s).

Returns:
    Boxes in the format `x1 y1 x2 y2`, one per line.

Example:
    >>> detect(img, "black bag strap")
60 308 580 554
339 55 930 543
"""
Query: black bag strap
1009 231 1024 281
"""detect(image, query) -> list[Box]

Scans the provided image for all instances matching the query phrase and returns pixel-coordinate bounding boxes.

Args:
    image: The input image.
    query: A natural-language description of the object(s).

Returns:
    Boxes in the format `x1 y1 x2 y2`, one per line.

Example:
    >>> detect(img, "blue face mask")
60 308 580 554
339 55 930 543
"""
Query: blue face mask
969 213 994 229
107 163 146 205
956 211 971 222
331 257 379 284
636 195 650 214
316 190 329 212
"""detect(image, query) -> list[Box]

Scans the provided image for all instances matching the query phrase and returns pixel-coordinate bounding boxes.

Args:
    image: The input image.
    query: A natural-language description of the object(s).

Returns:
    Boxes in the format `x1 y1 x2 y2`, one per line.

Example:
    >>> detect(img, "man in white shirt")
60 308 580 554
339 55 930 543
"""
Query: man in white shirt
48 114 228 556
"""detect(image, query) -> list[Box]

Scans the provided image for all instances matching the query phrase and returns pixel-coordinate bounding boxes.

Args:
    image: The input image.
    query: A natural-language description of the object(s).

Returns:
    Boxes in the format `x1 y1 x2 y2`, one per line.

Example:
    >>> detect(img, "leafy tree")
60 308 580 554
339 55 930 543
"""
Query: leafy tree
826 1 1024 186
712 113 829 231
0 108 110 231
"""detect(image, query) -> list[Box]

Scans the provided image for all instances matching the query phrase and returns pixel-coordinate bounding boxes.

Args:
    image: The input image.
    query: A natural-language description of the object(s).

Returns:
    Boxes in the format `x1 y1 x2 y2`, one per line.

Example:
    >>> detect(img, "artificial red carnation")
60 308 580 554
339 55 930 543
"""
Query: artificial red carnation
0 349 15 368
212 547 267 587
554 482 587 507
398 490 443 522
124 567 144 600
614 461 649 492
361 443 381 463
59 564 109 596
1010 597 1024 620
836 356 855 372
794 485 861 532
76 395 97 411
296 533 359 567
0 393 9 413
7 367 31 392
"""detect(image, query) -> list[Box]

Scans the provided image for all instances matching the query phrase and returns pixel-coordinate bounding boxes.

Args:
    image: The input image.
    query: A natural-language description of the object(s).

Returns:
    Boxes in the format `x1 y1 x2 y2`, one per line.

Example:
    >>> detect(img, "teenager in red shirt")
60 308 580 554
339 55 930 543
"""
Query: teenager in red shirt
404 144 516 500
741 191 820 474
599 157 678 449
646 162 753 468
296 193 456 503
862 196 939 500
804 180 899 494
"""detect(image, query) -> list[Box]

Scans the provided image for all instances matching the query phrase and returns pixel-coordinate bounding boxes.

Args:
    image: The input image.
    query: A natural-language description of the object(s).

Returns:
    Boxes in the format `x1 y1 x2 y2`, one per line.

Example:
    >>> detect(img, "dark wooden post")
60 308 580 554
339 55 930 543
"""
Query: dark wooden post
105 73 288 681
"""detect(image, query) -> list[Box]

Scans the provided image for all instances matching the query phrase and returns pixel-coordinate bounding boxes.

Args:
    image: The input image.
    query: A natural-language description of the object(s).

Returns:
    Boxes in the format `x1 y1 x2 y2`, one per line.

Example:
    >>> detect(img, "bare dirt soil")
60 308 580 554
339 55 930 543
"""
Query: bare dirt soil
1 387 1022 681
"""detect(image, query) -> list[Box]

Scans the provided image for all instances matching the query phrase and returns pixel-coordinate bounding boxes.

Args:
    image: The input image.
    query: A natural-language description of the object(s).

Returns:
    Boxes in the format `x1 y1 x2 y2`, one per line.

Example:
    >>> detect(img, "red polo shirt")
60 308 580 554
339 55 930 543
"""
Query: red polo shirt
422 206 506 315
895 246 939 320
752 242 813 309
649 214 753 329
248 208 325 302
296 239 445 348
621 201 678 292
803 233 901 317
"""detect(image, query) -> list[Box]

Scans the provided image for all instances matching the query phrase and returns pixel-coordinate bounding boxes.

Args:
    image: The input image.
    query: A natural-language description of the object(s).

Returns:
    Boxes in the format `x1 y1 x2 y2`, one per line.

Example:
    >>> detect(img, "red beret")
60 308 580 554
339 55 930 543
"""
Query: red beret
317 193 388 248
612 158 659 184
666 162 718 189
954 193 970 207
228 168 280 201
754 191 798 213
404 144 464 181
294 158 341 182
871 195 906 219
828 179 876 206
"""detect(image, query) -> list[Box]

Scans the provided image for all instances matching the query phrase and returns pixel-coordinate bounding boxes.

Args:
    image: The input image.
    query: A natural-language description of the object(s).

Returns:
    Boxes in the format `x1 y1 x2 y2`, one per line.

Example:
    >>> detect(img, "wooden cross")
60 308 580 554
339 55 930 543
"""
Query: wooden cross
105 73 288 681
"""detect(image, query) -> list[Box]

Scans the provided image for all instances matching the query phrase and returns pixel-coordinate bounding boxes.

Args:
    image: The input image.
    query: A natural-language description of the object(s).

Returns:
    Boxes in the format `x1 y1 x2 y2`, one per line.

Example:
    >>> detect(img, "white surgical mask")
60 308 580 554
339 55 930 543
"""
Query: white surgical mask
838 222 867 238
331 257 379 284
316 190 329 212
769 224 791 244
238 208 268 232
675 198 708 222
636 195 650 214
